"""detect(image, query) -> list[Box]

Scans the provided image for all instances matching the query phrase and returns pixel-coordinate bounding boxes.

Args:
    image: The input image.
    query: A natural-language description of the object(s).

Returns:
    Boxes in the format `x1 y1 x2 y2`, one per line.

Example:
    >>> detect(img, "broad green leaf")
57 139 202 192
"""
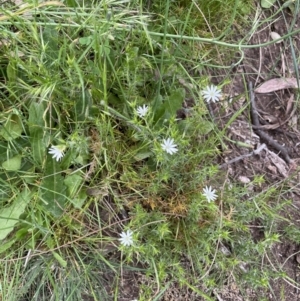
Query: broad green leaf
153 89 185 127
261 0 276 8
65 0 78 7
64 173 83 198
64 172 87 208
28 103 47 164
0 187 10 203
152 95 165 124
199 120 215 135
6 61 28 98
30 129 45 165
74 89 92 121
134 151 152 161
107 93 121 106
99 43 110 56
130 142 153 161
164 88 186 116
28 102 46 130
20 167 38 184
79 36 92 45
0 142 8 164
6 60 17 83
41 156 66 216
0 114 23 141
71 189 87 209
0 188 32 241
283 0 295 12
2 155 22 171
52 251 67 268
15 226 32 240
59 148 73 170
42 26 58 62
0 238 16 254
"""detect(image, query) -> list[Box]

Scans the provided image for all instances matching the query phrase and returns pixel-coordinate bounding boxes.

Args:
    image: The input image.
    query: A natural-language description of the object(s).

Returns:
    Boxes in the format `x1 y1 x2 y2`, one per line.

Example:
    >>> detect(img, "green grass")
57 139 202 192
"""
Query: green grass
0 0 300 300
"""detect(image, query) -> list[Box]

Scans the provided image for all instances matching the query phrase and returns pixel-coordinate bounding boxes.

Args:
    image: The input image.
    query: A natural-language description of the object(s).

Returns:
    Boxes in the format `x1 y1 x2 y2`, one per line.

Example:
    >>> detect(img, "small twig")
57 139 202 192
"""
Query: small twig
248 81 291 164
213 291 224 301
219 143 266 169
24 249 32 268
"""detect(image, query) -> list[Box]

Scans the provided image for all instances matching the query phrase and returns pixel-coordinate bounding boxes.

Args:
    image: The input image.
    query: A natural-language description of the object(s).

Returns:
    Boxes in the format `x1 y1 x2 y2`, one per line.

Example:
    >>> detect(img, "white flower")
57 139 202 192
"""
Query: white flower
119 230 134 247
161 138 178 155
136 105 149 117
48 145 65 162
201 85 222 103
202 186 218 202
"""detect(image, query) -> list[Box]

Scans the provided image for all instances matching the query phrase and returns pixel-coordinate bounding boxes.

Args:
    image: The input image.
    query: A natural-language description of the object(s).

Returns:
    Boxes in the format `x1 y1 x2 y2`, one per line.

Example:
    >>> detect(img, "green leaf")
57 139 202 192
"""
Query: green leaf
153 89 185 126
130 142 153 161
0 114 23 141
0 142 9 164
42 26 58 62
20 165 37 184
2 155 22 171
52 251 67 268
28 103 48 164
134 151 152 161
31 129 46 165
164 88 186 116
74 89 92 121
0 238 16 254
41 157 66 216
65 0 78 7
73 190 87 209
283 0 296 10
28 102 46 130
64 173 82 198
79 36 92 45
152 95 165 125
6 60 17 83
261 0 276 8
0 188 32 241
0 187 10 204
199 120 215 135
64 173 87 208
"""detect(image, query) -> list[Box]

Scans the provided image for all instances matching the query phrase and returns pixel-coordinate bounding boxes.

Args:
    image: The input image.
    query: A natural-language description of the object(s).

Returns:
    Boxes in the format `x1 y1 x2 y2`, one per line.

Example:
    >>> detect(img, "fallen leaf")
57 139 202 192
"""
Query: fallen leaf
255 78 298 93
261 0 276 8
286 94 294 115
238 176 251 184
267 149 288 177
270 32 282 43
289 115 298 130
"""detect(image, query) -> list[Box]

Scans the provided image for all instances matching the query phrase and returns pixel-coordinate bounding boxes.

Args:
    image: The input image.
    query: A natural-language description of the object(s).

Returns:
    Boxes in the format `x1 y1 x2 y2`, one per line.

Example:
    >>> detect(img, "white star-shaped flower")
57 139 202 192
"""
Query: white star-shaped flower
201 85 222 103
48 145 65 162
161 138 178 155
136 105 149 117
119 230 134 247
202 186 218 202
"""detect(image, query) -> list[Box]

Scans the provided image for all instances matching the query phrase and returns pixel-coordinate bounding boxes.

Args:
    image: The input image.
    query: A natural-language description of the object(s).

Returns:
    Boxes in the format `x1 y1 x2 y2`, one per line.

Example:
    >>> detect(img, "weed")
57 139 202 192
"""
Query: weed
0 0 299 300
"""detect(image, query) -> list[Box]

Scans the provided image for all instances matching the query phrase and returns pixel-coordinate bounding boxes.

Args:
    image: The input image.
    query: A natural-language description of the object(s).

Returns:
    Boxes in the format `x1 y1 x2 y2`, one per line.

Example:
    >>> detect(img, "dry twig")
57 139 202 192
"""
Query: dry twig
248 81 291 164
